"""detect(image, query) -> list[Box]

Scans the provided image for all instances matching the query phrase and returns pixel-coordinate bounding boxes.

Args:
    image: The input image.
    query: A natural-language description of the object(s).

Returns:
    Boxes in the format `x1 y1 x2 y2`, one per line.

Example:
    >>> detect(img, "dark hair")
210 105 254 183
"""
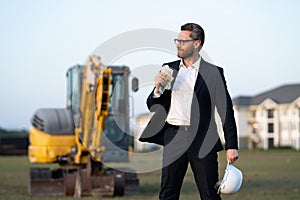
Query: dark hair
181 23 205 47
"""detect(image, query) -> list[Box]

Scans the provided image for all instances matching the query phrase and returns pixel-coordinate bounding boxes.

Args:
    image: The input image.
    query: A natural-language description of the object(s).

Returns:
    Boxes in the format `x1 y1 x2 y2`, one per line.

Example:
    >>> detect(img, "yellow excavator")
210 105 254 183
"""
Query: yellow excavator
28 56 139 197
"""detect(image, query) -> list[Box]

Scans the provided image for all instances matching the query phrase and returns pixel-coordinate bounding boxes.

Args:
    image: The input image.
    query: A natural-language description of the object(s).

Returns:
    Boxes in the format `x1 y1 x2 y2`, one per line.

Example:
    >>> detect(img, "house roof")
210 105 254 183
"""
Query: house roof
233 96 252 106
233 84 300 106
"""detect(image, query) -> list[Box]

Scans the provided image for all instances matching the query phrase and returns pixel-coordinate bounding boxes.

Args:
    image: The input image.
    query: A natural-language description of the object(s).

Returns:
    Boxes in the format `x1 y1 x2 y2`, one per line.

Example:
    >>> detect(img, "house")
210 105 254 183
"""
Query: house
233 84 300 150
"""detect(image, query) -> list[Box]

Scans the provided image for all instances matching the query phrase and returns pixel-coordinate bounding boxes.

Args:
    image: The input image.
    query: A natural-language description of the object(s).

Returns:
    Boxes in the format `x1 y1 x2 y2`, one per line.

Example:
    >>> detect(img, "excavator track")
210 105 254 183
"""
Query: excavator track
29 167 139 197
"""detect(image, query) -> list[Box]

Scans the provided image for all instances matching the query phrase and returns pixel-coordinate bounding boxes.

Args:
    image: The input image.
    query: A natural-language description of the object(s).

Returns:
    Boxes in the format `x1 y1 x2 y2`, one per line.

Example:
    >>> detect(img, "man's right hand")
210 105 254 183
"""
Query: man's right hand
154 73 167 94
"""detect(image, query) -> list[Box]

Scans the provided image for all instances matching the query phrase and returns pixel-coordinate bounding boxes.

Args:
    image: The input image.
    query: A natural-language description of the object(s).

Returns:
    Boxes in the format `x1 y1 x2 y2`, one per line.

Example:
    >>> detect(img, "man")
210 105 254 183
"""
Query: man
139 23 239 200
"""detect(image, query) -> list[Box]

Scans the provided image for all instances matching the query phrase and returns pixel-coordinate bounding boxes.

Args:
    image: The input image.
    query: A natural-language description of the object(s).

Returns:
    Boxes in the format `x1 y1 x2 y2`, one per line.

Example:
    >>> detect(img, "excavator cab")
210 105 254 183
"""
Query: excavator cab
66 65 134 162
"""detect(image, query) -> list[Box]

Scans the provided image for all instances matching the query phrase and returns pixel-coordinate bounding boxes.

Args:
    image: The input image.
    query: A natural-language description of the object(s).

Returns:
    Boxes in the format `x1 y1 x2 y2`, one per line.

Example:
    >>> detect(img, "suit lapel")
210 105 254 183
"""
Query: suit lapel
167 60 180 89
194 58 209 94
169 60 180 72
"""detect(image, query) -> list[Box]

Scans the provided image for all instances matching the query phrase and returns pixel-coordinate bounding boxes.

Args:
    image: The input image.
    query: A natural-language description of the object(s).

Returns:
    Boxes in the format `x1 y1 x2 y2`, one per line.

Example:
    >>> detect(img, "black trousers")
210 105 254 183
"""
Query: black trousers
159 125 221 200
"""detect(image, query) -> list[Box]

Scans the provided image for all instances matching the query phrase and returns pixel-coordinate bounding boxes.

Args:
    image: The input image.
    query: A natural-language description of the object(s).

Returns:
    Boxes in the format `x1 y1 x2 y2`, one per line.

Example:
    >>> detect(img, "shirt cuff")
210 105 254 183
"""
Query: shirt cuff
153 90 161 98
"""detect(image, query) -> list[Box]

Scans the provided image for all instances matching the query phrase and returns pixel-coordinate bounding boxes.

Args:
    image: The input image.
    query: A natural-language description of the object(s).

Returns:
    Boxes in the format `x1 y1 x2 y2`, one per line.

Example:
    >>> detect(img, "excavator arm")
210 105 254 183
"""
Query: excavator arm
73 55 112 164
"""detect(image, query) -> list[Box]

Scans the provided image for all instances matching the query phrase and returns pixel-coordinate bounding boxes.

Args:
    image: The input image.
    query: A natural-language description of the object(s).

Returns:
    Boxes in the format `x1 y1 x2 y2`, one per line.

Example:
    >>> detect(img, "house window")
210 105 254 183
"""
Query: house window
267 109 274 118
268 123 274 133
252 126 257 134
252 110 256 118
268 138 274 149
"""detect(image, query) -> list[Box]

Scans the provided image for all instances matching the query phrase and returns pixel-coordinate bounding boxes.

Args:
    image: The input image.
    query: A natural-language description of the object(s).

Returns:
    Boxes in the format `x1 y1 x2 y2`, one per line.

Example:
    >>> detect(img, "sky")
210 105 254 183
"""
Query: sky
0 0 299 129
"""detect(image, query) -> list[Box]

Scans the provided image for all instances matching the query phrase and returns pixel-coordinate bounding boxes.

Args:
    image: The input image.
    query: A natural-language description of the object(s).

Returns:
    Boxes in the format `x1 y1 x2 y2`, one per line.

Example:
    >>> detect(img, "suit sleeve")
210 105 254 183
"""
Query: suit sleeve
215 68 238 150
146 63 172 112
146 88 161 111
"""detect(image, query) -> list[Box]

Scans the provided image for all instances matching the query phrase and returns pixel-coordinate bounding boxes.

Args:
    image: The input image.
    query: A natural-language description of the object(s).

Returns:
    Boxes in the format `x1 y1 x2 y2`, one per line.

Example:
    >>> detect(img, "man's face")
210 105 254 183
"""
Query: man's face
176 31 198 59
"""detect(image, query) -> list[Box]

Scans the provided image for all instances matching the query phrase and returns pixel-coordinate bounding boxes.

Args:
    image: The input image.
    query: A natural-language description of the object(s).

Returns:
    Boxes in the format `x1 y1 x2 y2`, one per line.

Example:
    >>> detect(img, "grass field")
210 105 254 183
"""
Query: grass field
0 149 299 200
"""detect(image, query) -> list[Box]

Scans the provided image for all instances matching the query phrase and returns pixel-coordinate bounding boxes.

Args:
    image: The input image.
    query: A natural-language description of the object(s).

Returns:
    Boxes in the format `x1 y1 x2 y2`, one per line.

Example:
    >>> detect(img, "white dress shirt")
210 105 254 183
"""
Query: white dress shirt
165 57 200 126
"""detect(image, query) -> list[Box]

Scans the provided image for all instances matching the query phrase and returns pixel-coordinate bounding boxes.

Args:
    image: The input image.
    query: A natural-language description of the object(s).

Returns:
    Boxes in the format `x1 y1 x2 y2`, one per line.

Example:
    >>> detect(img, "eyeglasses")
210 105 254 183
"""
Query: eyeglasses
174 39 196 45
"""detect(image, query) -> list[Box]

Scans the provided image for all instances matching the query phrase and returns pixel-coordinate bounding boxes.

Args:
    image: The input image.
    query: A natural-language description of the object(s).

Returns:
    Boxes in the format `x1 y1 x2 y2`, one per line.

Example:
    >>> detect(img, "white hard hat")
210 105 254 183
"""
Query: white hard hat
218 162 243 194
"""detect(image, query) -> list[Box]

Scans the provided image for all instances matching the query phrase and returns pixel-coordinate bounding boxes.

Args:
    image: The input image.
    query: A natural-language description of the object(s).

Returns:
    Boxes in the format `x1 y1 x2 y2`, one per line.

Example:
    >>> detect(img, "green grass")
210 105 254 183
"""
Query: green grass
0 149 299 200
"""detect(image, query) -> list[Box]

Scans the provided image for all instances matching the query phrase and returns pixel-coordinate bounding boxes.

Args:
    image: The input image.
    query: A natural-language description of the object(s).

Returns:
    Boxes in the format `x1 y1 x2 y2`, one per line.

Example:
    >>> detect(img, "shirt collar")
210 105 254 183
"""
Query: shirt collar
179 55 201 70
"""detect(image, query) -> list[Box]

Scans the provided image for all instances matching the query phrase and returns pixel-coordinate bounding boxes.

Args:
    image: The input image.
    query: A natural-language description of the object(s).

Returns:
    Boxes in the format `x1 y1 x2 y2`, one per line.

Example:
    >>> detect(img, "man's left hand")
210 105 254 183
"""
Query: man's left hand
226 149 239 163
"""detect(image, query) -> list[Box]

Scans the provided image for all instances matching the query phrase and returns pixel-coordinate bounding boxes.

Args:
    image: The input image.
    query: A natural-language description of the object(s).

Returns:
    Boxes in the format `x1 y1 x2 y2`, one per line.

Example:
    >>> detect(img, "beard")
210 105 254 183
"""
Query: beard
177 48 194 59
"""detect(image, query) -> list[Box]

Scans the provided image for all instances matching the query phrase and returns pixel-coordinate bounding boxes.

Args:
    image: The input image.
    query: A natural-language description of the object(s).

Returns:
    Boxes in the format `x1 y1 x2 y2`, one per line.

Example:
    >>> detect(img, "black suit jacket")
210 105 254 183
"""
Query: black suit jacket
139 59 238 155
